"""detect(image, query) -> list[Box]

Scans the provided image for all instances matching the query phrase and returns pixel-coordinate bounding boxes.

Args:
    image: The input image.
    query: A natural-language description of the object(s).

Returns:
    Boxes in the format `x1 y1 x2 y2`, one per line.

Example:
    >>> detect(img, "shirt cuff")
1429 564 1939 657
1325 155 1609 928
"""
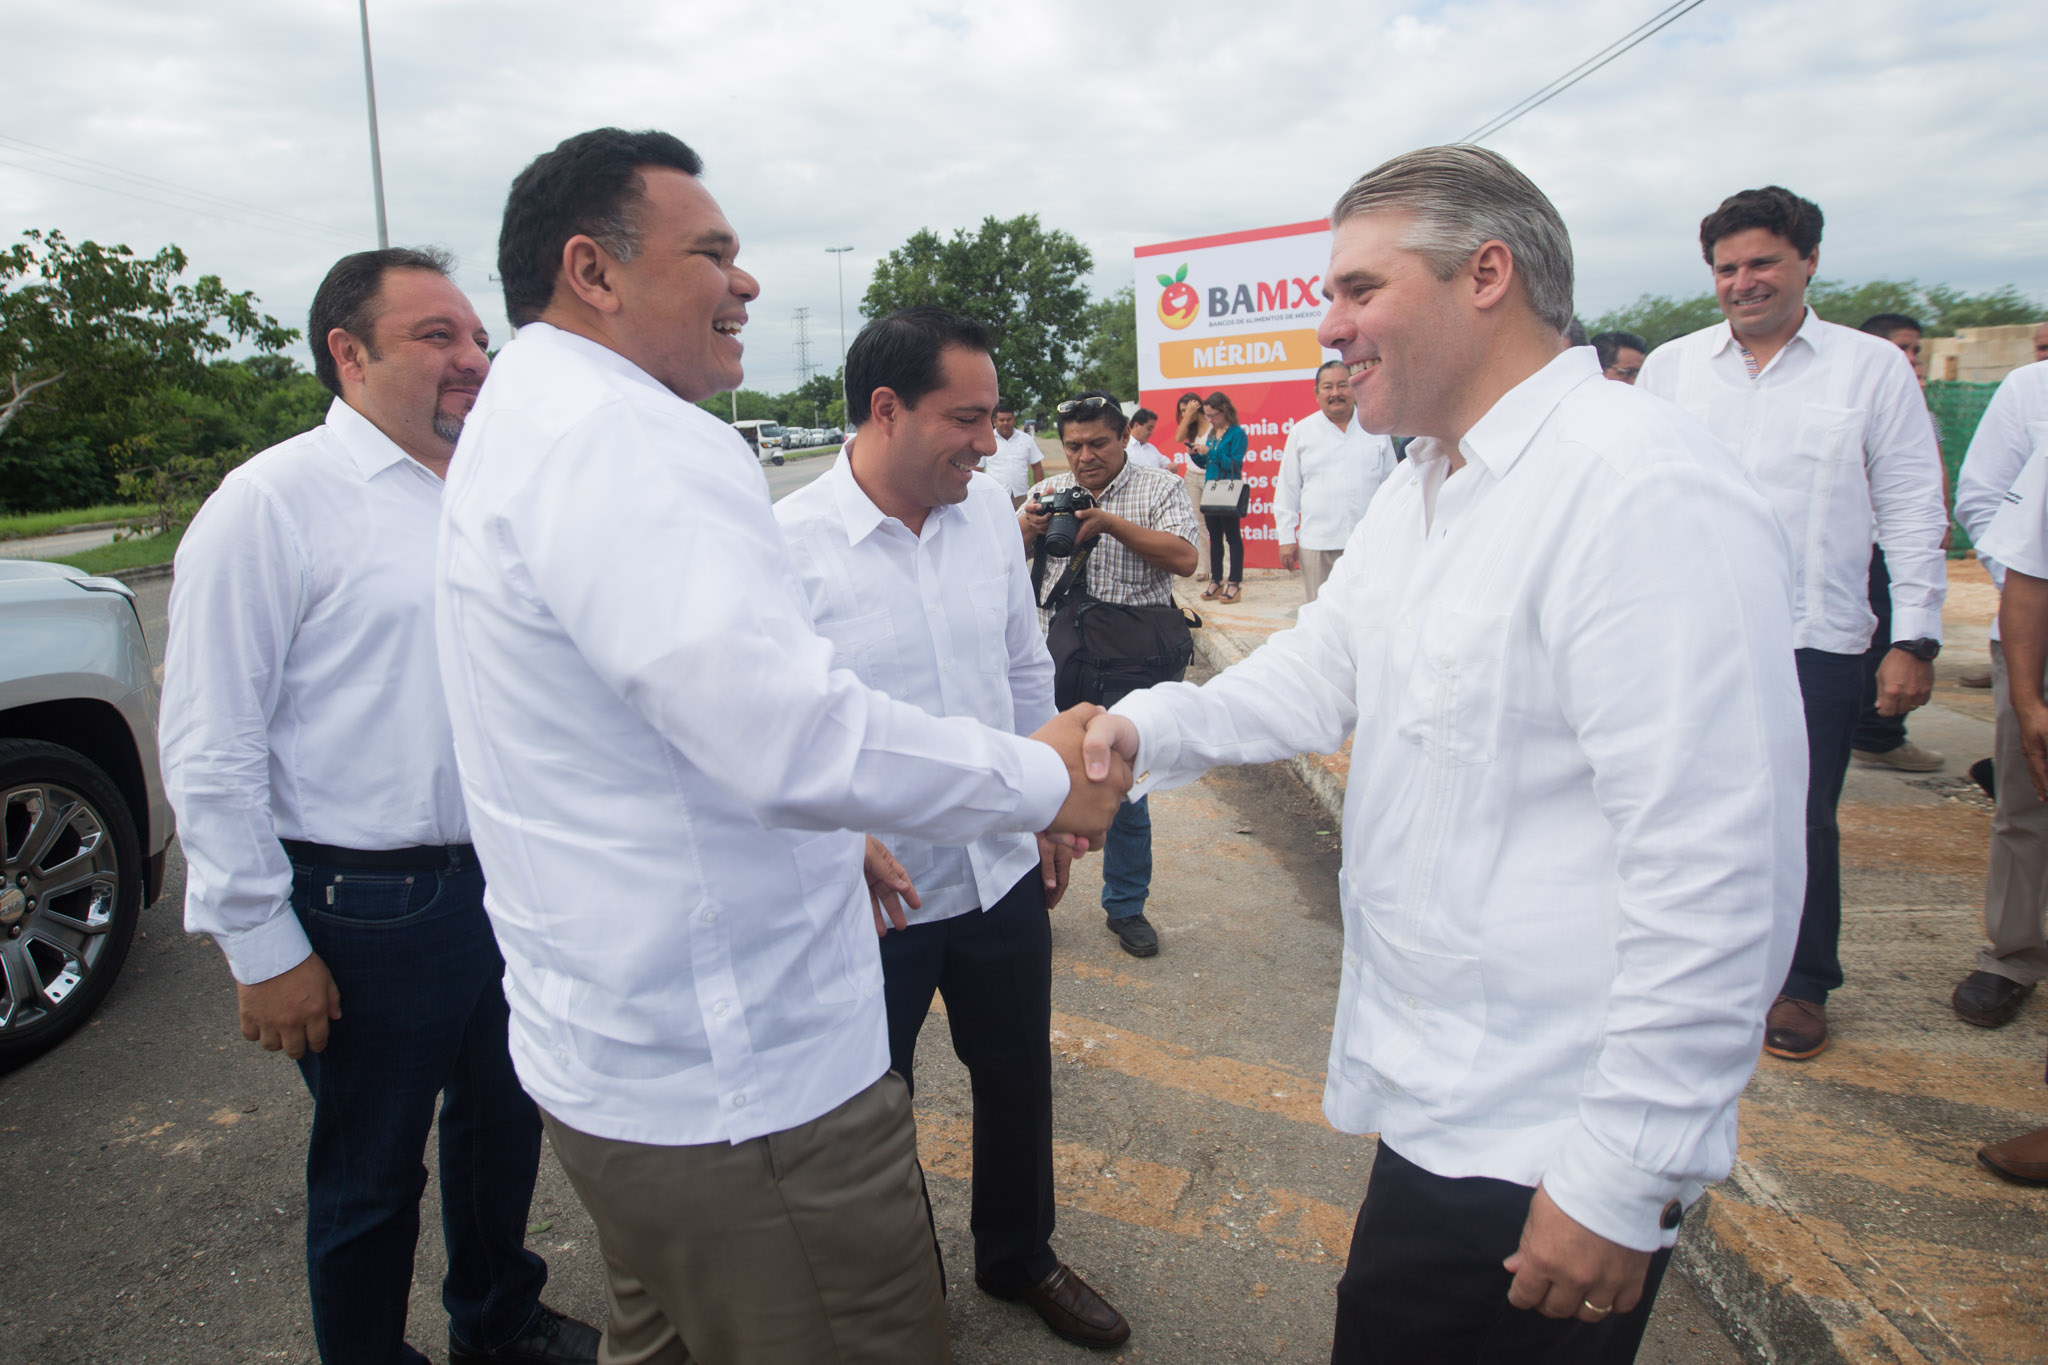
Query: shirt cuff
1541 1122 1689 1253
1888 608 1944 644
1013 736 1071 831
215 909 315 987
1111 691 1182 803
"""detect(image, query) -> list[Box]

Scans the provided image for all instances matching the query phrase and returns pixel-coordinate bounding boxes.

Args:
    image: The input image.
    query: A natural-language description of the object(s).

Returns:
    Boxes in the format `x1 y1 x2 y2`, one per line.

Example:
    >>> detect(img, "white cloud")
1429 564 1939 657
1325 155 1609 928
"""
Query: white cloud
4 0 2044 394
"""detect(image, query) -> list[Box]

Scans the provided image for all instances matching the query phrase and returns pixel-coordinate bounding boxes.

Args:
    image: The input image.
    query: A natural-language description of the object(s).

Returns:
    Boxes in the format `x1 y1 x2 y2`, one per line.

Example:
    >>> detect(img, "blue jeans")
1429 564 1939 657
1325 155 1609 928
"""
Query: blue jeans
1786 649 1866 1004
289 846 547 1364
1101 795 1152 920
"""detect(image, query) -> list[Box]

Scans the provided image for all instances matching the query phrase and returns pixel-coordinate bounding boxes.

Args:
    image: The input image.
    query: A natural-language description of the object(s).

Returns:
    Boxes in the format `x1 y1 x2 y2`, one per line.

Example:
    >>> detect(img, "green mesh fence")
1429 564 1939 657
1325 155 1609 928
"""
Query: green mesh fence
1926 380 2000 553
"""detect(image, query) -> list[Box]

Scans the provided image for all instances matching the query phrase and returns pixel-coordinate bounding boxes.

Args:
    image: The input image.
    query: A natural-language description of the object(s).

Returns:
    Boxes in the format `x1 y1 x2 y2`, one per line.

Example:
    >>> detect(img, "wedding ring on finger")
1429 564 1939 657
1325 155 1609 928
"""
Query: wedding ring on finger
1581 1301 1613 1316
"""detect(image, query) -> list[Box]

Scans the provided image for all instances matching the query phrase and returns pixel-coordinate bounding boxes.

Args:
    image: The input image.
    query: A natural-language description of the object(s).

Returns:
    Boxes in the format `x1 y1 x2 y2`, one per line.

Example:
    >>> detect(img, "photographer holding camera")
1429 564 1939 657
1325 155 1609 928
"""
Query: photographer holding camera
1022 391 1201 956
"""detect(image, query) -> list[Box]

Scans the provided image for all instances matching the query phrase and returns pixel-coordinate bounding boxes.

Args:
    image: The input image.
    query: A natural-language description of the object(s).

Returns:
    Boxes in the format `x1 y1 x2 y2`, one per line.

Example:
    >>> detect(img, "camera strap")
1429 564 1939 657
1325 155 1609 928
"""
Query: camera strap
1032 540 1097 612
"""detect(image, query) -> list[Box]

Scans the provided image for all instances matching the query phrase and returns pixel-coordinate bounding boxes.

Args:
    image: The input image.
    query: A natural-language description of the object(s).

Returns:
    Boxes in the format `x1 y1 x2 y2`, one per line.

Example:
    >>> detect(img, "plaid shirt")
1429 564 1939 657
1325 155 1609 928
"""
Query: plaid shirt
1027 459 1201 620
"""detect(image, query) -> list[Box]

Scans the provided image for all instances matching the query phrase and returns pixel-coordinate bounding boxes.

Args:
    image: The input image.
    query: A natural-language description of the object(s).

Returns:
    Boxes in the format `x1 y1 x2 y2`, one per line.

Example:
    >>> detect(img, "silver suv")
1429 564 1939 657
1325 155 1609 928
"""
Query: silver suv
0 560 173 1069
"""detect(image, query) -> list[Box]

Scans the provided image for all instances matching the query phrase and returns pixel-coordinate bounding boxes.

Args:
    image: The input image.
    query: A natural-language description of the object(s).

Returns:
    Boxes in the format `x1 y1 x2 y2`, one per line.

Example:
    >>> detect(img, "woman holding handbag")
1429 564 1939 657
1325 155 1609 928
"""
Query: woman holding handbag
1192 391 1248 601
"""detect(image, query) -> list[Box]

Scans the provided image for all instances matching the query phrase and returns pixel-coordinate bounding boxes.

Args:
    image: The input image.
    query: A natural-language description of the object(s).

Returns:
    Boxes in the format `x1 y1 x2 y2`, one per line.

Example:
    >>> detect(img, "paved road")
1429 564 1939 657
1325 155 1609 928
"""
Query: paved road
0 526 123 559
0 519 1742 1363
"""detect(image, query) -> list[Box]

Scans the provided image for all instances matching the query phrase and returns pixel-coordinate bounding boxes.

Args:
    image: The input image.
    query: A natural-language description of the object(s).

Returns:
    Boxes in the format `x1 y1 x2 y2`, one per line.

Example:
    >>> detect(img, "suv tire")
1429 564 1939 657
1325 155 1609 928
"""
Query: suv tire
0 739 144 1071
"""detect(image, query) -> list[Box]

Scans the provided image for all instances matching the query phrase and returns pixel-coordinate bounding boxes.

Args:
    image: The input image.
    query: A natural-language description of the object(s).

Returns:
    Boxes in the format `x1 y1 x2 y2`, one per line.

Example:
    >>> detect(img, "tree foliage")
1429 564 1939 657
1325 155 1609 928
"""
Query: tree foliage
1593 279 2045 351
0 230 308 511
1071 286 1138 401
860 215 1092 417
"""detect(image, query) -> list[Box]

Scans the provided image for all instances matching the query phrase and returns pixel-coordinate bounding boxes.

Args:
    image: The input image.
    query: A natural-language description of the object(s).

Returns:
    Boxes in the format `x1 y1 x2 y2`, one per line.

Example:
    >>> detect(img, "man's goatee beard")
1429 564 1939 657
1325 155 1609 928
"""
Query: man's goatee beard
433 411 466 443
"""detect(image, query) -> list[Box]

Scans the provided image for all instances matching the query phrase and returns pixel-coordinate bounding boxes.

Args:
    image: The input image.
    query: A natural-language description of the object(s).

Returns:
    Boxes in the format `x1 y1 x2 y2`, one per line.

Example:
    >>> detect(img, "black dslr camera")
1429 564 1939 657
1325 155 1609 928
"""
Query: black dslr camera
1034 487 1095 558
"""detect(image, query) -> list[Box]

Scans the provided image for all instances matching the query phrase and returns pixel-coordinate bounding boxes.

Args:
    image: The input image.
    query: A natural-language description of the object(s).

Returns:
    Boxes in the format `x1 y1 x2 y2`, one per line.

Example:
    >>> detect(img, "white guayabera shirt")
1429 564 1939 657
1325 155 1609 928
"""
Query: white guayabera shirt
1638 308 1947 653
1113 349 1808 1252
1976 435 2048 581
434 323 1070 1147
1955 359 2048 640
1272 409 1399 551
978 427 1041 496
163 398 469 985
776 453 1056 924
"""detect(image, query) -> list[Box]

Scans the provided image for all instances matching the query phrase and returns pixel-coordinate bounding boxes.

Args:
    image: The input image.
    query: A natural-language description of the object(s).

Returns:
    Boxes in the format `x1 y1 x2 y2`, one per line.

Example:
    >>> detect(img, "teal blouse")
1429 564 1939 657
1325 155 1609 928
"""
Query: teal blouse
1194 424 1246 480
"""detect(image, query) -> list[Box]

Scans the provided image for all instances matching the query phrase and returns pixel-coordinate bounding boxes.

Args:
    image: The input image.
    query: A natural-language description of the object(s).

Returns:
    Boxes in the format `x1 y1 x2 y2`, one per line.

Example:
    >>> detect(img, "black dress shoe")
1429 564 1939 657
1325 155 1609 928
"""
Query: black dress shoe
1952 970 2033 1028
449 1306 600 1365
979 1264 1131 1349
1107 913 1159 958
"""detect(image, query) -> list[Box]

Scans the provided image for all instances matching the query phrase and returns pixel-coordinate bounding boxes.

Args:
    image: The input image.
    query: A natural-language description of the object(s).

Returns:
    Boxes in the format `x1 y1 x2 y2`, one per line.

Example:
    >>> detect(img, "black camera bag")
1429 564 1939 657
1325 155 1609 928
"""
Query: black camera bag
1035 541 1199 709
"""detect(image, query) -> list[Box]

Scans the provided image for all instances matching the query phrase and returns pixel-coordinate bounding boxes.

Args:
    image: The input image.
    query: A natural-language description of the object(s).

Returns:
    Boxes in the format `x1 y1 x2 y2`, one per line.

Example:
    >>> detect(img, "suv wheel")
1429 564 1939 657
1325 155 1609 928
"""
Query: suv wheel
0 739 143 1071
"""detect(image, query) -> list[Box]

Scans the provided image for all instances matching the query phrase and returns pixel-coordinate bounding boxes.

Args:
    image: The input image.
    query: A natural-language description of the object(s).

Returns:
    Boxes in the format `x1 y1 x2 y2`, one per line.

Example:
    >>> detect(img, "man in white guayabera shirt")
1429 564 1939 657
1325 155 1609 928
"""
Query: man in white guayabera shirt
775 307 1130 1352
1951 355 2048 1030
434 129 1128 1365
162 249 598 1365
979 398 1044 506
1638 186 1947 1063
1274 358 1399 602
1081 145 1806 1365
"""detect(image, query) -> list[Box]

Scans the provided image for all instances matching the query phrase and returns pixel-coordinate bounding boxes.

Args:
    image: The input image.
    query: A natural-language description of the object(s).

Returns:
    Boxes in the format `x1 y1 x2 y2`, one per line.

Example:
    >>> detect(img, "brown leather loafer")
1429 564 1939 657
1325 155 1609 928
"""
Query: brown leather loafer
979 1263 1131 1349
1952 970 2034 1028
1763 995 1828 1060
1978 1125 2048 1185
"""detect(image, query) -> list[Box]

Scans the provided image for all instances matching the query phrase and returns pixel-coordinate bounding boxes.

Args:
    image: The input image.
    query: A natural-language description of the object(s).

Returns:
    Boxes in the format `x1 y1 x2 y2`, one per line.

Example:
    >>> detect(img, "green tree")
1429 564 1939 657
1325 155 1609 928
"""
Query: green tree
1588 292 1726 349
860 215 1093 417
0 229 297 510
1071 286 1138 400
1594 279 2044 352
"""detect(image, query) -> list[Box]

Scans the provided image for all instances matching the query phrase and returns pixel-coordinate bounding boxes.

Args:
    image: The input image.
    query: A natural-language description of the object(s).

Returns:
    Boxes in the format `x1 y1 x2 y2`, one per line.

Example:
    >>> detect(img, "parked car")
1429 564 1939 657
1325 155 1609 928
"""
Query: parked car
0 560 173 1070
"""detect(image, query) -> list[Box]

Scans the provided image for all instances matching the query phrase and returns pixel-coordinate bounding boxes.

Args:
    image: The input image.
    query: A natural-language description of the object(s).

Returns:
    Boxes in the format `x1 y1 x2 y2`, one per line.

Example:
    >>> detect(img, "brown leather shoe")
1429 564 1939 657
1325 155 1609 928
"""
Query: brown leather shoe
1977 1125 2048 1185
1764 995 1828 1060
978 1263 1130 1349
1952 970 2034 1028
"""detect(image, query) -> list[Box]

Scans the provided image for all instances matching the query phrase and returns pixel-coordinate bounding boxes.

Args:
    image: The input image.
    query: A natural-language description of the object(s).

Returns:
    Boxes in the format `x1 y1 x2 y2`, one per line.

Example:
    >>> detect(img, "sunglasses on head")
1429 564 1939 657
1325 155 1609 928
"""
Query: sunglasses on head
1056 394 1119 417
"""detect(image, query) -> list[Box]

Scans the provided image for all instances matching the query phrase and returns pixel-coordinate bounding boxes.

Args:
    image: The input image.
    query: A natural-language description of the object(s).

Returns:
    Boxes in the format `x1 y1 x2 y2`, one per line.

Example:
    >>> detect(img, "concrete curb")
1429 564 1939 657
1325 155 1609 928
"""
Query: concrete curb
1181 598 1919 1365
111 562 175 585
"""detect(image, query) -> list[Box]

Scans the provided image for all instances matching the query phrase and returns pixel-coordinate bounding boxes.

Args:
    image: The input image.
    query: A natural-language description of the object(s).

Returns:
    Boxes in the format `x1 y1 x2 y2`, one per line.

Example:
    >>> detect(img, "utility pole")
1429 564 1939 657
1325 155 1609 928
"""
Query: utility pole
357 0 389 248
826 246 853 418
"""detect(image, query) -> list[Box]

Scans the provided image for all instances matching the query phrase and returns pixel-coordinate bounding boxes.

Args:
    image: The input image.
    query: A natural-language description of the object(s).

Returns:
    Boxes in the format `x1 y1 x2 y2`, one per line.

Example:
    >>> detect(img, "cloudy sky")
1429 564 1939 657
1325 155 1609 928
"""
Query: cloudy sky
6 0 2044 394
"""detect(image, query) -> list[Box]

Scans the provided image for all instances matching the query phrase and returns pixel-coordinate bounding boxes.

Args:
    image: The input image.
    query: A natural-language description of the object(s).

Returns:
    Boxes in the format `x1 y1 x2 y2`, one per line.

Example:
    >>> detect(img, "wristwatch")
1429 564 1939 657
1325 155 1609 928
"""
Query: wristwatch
1889 637 1941 661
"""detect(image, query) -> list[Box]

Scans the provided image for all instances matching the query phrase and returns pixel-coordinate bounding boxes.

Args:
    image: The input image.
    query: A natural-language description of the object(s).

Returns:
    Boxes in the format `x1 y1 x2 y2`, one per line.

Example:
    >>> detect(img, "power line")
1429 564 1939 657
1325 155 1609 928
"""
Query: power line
0 134 362 246
1463 0 1708 144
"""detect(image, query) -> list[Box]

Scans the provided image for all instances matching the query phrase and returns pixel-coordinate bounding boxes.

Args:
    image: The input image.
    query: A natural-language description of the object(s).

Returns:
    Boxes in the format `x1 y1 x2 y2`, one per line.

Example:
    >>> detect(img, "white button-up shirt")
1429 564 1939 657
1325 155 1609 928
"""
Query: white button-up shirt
1955 359 2048 607
776 454 1056 923
1126 439 1172 470
435 323 1070 1147
1638 308 1947 653
1272 409 1399 551
161 399 469 986
1976 438 2048 579
979 428 1041 496
1112 349 1806 1252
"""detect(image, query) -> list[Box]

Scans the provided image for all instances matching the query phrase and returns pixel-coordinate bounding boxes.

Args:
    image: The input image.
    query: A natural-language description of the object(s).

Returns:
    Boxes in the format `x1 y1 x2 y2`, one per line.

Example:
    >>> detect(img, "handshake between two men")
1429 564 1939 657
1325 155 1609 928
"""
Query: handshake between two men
865 702 1136 934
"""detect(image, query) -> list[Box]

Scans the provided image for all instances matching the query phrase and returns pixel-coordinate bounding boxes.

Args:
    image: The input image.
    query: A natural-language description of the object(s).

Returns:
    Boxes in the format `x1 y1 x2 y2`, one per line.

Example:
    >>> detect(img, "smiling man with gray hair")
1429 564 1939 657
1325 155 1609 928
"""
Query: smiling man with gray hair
1079 145 1806 1363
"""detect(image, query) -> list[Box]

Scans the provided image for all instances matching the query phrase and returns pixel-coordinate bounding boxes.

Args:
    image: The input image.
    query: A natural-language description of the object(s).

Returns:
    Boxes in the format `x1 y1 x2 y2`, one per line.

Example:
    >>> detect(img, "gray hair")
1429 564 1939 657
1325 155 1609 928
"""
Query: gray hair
1329 145 1575 334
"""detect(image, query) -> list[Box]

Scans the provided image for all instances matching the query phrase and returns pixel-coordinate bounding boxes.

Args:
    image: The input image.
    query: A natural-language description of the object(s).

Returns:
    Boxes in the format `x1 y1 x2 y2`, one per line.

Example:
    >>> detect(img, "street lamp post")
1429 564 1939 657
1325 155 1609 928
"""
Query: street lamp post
357 0 389 249
826 246 853 419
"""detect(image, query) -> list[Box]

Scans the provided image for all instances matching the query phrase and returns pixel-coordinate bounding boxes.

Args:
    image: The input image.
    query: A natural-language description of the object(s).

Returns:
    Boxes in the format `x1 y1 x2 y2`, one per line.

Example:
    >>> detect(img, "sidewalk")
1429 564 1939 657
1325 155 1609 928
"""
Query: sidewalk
1177 559 2048 1363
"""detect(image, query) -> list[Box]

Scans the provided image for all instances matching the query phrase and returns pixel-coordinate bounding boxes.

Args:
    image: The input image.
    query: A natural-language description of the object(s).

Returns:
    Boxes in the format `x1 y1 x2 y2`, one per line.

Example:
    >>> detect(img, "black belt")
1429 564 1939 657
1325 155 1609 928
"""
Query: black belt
280 839 475 871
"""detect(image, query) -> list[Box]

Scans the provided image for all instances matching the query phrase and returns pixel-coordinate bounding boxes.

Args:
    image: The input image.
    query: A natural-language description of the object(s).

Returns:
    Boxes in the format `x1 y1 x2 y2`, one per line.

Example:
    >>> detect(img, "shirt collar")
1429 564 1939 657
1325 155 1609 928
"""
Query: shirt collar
324 396 418 481
1449 346 1602 478
514 319 681 401
1708 305 1823 358
824 442 957 547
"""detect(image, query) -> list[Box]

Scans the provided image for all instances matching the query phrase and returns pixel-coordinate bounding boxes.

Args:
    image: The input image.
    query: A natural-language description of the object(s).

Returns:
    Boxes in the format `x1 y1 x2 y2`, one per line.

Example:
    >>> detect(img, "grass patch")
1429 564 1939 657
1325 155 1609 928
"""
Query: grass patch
54 527 182 576
0 504 152 540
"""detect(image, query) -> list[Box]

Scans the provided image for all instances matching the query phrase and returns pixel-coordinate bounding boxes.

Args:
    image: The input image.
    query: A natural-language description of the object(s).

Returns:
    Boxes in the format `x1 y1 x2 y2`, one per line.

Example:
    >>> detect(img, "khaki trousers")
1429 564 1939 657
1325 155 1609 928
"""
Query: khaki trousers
1300 548 1344 603
541 1074 948 1365
1981 640 2048 985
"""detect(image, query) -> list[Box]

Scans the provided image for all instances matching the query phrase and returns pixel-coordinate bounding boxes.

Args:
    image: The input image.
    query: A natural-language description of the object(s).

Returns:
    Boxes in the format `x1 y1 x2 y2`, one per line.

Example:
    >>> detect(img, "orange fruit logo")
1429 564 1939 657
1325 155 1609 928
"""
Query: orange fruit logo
1156 263 1197 330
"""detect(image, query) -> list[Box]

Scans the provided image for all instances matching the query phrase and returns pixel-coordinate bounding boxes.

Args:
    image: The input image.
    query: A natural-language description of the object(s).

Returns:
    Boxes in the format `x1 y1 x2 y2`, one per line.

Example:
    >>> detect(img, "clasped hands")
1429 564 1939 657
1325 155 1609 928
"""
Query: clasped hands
862 704 1136 936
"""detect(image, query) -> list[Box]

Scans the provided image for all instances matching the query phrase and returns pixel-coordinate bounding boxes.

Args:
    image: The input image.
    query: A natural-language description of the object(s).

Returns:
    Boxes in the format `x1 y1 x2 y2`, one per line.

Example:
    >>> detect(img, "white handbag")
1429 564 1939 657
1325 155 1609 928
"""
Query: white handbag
1198 478 1246 514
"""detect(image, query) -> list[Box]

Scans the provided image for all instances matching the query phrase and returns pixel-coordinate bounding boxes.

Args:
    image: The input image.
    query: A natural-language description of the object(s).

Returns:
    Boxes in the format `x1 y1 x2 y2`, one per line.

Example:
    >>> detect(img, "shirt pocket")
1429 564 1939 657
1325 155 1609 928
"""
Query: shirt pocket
790 831 883 1006
1394 607 1509 766
1342 911 1487 1112
813 609 894 685
966 575 1012 675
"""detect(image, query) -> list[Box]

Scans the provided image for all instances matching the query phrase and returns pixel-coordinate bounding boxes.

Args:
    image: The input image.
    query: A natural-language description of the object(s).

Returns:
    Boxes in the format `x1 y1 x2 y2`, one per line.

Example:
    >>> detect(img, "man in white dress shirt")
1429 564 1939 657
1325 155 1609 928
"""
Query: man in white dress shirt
1951 356 2048 1029
1081 145 1806 1363
435 128 1127 1364
775 307 1130 1350
1639 186 1948 1062
1125 408 1172 468
161 249 597 1365
979 399 1044 505
1274 359 1399 602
